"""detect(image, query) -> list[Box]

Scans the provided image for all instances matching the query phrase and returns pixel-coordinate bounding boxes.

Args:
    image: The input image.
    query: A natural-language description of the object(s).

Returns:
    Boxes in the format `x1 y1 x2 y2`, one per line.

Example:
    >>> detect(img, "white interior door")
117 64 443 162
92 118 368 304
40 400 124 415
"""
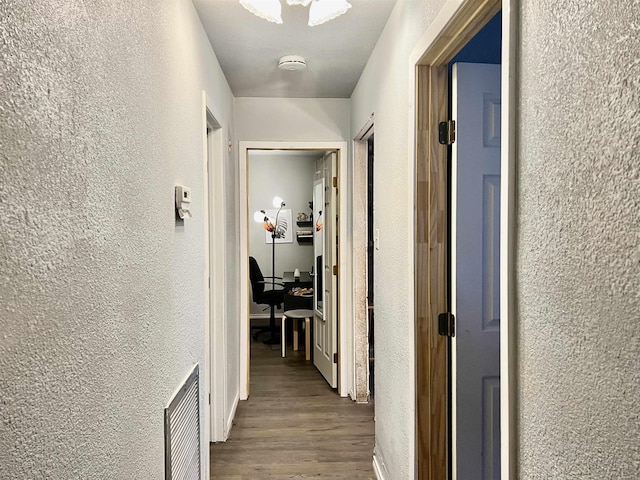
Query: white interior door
451 62 501 480
314 152 338 388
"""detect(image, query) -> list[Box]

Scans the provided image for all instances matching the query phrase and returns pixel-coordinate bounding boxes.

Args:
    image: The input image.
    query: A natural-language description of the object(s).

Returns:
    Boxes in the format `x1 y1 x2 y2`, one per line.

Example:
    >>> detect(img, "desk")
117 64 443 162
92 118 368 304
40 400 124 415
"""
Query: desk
282 271 313 288
282 271 313 311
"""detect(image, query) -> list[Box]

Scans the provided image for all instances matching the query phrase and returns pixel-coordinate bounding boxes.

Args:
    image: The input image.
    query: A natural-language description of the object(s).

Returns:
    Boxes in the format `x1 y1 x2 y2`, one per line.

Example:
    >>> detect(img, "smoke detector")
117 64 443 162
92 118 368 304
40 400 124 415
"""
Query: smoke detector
278 55 307 71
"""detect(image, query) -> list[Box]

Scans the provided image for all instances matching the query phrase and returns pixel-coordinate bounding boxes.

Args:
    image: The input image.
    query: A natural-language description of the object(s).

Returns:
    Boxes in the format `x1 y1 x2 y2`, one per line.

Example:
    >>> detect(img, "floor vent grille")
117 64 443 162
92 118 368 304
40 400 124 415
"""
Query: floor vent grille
165 364 200 480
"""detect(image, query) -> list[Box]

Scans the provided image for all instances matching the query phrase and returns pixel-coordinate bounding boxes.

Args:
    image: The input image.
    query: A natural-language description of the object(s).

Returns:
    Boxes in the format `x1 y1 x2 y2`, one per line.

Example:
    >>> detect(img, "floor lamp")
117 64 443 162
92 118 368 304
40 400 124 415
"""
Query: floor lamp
254 196 286 344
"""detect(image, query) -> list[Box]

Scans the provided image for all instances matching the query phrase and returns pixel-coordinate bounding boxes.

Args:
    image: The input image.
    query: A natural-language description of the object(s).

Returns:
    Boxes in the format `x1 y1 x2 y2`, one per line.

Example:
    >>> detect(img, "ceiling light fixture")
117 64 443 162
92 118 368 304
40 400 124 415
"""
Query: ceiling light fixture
308 0 352 26
286 0 313 5
240 0 352 26
239 0 283 24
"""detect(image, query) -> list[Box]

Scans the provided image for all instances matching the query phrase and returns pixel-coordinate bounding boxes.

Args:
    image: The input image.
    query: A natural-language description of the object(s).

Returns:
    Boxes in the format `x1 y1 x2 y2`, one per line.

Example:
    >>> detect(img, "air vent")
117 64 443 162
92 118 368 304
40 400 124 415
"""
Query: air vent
165 365 201 480
278 55 307 71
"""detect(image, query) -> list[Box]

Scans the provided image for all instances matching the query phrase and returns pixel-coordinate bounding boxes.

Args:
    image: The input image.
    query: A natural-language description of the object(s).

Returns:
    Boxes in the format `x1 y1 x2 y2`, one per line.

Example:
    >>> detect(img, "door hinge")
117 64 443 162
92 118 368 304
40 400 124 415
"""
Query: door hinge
208 393 211 405
438 312 455 337
438 120 456 145
332 176 338 188
332 265 338 276
208 277 210 289
333 352 338 363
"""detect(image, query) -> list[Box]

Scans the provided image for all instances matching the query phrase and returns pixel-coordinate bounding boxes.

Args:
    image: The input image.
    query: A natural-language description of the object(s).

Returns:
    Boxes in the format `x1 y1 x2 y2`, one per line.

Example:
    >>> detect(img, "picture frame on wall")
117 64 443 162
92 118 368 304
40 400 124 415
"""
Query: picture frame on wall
265 208 293 244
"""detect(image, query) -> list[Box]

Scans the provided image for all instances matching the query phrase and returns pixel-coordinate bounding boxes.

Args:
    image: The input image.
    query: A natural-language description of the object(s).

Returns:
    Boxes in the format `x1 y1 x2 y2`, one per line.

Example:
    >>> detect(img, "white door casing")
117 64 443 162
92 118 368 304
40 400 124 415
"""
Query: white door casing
314 151 338 388
205 102 228 444
451 62 501 480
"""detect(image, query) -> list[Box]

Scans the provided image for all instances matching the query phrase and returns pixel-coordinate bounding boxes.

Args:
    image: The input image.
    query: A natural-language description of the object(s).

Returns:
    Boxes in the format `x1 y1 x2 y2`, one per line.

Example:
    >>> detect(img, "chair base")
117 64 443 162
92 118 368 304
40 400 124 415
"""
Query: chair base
262 334 281 345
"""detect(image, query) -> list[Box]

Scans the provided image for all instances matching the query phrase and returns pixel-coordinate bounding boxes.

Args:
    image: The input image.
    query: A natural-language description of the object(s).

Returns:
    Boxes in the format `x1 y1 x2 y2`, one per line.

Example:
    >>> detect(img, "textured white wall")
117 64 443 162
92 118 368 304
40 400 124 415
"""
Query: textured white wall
235 97 351 141
0 1 235 478
517 0 640 477
350 1 446 478
248 152 318 315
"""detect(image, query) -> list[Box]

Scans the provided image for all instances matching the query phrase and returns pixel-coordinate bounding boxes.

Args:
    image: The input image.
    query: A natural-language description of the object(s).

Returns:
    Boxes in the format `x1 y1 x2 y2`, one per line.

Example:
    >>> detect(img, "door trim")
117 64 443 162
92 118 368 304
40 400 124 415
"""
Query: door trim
238 141 350 400
409 0 516 478
352 114 375 402
202 91 226 453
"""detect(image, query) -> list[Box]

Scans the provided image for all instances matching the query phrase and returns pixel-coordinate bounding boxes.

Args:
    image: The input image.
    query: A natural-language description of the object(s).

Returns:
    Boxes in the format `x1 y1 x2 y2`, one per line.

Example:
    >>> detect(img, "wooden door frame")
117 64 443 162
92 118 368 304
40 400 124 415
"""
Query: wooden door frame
409 0 517 478
238 141 351 400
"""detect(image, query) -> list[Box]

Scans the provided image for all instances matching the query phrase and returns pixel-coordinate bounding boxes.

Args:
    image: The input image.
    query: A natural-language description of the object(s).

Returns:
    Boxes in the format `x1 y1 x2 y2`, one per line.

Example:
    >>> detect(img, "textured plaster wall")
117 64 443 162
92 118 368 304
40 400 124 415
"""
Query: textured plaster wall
517 0 640 477
235 97 350 142
350 0 446 477
0 1 235 478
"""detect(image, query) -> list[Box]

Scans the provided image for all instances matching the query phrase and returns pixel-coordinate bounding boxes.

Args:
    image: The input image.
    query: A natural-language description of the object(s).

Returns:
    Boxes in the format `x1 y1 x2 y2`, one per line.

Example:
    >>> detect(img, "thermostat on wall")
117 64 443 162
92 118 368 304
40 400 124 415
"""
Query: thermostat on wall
175 185 192 219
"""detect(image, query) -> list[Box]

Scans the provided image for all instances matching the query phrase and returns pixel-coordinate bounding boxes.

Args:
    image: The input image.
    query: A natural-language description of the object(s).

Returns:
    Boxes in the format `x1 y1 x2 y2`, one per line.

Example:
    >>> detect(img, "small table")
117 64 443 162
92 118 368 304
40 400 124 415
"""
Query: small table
281 309 314 361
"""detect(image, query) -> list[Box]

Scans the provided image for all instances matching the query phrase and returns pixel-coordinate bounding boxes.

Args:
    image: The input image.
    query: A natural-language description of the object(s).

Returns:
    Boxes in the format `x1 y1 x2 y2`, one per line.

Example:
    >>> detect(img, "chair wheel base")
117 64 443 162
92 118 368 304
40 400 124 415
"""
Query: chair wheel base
263 335 280 345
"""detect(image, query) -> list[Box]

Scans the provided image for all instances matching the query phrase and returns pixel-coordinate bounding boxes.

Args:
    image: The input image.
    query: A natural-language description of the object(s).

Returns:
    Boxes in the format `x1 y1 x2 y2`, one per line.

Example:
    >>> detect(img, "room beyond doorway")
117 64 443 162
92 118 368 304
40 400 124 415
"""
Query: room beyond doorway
238 141 354 401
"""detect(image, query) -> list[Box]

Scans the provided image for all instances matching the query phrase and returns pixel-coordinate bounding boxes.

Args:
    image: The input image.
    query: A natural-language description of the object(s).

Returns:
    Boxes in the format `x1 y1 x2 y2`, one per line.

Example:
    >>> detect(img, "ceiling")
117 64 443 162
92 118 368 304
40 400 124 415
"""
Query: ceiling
193 0 398 98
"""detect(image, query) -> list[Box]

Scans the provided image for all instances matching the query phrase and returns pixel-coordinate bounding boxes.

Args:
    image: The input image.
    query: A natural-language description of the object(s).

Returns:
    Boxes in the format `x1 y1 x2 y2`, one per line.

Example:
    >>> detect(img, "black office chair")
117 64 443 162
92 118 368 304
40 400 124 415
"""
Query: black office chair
249 256 285 344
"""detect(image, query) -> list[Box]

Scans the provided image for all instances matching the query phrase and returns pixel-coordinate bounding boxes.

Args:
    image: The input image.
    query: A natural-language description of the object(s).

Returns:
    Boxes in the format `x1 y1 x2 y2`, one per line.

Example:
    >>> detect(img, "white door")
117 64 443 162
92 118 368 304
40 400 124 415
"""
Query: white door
451 62 501 480
314 152 338 388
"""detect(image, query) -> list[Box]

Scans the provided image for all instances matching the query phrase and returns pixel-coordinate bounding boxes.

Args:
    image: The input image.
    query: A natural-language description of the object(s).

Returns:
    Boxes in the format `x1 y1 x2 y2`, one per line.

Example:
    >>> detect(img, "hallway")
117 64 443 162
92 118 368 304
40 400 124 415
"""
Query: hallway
210 336 375 479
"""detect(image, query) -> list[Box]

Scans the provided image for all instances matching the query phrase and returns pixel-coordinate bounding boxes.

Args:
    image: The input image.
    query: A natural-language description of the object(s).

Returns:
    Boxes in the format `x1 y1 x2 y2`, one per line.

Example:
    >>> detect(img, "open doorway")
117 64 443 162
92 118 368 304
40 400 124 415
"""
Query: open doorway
239 143 349 399
411 0 516 478
449 12 502 479
367 134 375 398
246 149 321 348
246 149 339 390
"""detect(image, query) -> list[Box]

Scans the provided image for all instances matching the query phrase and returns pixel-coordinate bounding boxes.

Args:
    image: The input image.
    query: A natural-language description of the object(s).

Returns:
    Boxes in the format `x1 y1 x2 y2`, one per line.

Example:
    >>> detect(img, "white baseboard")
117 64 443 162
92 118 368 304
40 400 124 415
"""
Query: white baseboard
373 452 389 480
223 392 239 441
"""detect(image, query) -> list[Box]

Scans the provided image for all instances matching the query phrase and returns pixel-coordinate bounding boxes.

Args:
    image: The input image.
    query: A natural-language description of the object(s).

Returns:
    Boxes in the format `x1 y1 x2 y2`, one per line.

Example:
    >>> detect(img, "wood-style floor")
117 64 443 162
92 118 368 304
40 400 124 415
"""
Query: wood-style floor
210 334 375 479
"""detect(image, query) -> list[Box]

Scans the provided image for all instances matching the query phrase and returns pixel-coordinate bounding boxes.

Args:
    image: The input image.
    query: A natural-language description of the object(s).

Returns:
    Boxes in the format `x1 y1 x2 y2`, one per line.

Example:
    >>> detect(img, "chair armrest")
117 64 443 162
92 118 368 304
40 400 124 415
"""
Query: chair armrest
258 280 285 288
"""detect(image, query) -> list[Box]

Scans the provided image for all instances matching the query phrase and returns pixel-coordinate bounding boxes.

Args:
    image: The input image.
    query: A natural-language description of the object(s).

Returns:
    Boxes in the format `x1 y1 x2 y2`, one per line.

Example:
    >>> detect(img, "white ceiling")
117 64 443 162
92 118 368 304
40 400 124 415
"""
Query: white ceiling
193 0 398 98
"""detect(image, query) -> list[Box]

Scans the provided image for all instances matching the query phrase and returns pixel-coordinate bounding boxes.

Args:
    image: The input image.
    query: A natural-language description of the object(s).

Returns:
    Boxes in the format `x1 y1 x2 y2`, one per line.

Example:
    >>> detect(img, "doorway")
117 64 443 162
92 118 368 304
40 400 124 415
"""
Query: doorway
246 149 338 389
449 12 502 479
238 141 351 401
367 134 375 398
410 0 516 478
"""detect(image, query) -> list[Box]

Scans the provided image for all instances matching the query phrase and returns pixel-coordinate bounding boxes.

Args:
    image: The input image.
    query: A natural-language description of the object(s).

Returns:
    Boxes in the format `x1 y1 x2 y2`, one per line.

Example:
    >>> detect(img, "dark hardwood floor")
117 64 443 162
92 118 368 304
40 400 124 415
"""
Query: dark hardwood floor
210 334 375 479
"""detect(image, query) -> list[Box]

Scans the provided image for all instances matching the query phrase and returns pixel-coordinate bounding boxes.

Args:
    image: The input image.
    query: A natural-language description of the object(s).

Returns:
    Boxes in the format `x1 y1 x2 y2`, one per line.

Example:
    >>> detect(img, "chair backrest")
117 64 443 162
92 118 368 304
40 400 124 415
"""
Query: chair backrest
248 256 265 302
